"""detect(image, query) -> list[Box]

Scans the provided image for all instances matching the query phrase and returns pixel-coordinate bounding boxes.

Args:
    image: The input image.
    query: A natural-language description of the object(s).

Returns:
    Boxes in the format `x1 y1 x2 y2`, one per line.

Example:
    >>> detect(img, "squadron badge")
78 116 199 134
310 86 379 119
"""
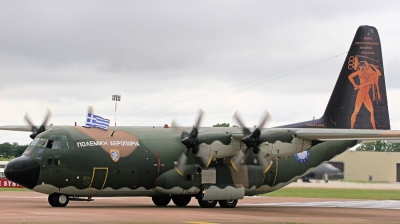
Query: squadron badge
110 149 120 162
295 150 310 163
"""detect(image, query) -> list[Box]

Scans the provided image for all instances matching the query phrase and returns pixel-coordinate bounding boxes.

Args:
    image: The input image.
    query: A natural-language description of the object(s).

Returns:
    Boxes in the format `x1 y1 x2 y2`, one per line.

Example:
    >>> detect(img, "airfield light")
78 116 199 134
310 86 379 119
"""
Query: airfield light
112 94 121 126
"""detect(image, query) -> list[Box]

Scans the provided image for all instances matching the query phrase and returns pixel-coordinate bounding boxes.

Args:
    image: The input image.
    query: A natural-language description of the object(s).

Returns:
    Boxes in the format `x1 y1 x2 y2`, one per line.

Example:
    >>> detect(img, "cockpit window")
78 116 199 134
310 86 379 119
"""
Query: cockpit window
36 138 48 147
50 135 68 141
30 138 40 146
52 140 61 149
47 135 69 149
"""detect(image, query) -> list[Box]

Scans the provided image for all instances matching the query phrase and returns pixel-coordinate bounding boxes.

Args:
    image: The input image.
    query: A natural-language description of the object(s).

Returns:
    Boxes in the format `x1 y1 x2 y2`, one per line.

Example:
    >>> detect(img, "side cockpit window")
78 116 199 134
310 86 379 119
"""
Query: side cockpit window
47 135 69 150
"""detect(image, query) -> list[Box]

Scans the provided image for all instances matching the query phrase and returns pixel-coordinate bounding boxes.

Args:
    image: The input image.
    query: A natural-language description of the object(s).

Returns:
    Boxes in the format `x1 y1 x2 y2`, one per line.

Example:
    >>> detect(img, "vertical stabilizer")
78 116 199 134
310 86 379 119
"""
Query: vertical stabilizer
281 26 390 130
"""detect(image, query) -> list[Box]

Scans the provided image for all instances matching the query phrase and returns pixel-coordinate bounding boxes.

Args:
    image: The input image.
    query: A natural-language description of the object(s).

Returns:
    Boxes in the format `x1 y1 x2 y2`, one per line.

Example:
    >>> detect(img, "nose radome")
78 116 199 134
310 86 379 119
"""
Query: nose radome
5 156 40 189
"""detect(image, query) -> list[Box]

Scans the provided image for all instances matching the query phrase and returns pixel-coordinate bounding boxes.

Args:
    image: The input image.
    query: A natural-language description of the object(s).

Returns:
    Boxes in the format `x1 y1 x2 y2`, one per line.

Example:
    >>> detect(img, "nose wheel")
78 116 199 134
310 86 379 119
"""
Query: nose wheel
48 193 69 207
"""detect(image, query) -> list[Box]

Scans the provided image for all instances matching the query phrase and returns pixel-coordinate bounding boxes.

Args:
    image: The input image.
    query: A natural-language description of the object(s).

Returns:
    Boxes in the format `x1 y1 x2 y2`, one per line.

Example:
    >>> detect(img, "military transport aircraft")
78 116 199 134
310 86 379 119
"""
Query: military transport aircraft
2 25 400 208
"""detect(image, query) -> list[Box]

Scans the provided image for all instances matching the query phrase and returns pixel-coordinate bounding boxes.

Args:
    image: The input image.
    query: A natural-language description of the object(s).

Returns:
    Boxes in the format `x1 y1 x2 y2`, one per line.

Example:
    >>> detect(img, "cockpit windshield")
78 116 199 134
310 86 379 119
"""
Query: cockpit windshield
29 138 40 146
47 135 69 150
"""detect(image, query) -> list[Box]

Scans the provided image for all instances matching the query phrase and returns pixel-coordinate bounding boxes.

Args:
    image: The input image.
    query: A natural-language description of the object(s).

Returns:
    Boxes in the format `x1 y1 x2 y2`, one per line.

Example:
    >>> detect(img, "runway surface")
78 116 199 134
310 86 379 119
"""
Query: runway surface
1 190 400 223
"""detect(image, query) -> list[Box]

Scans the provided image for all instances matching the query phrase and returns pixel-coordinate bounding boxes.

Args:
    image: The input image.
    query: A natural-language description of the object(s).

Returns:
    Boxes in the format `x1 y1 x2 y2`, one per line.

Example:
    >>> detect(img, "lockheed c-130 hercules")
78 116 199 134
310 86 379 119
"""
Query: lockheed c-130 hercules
2 25 400 208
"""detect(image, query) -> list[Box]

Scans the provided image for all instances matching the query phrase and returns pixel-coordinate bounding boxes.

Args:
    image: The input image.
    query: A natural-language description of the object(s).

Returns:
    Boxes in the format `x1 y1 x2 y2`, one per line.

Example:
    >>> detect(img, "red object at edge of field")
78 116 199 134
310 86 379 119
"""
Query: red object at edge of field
0 178 24 188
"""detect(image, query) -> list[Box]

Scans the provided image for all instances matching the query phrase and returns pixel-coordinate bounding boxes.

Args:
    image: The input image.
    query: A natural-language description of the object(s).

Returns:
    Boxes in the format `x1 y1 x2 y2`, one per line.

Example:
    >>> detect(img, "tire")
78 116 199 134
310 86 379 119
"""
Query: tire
172 196 191 207
218 199 238 208
197 198 217 208
49 193 69 207
152 196 171 206
48 194 56 207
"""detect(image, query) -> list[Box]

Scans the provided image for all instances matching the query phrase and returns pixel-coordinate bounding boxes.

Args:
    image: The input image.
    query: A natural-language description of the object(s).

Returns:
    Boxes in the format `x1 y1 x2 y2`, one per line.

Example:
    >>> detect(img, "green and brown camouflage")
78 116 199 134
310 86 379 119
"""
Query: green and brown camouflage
3 25 397 208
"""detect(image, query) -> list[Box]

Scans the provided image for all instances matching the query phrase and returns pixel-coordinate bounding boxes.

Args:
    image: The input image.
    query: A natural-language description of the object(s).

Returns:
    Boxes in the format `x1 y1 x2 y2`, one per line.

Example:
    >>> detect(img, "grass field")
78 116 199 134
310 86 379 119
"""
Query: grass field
264 187 400 200
0 188 30 191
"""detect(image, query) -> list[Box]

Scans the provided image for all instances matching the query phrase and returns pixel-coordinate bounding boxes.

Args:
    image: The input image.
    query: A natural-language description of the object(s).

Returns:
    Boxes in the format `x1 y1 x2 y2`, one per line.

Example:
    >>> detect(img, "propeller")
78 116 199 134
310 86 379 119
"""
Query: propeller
24 109 52 139
230 110 271 172
174 109 204 175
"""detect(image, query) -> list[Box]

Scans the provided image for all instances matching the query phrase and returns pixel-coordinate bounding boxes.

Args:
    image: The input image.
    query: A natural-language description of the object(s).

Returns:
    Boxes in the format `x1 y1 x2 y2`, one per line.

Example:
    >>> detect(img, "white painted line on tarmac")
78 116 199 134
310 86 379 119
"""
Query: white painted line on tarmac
242 200 400 209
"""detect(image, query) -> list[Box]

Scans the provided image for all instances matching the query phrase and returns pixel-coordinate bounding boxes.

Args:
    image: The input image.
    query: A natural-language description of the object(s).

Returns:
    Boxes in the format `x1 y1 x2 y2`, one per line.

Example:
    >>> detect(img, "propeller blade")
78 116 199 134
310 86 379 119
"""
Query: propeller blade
24 113 37 133
194 109 205 130
175 109 206 175
230 149 246 171
231 110 272 171
24 109 52 139
233 111 251 135
258 154 273 174
257 110 271 130
174 153 188 176
42 109 52 127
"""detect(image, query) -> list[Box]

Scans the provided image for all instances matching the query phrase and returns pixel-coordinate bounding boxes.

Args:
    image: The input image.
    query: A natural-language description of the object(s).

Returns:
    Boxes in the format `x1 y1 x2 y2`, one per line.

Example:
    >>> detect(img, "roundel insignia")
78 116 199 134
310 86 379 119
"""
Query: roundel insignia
294 150 310 163
110 149 120 162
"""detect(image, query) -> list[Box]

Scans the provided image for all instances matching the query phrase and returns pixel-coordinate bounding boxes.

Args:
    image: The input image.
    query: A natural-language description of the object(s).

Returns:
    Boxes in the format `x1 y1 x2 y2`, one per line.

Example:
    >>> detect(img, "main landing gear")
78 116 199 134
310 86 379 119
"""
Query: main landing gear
197 198 238 208
151 196 238 208
152 195 191 207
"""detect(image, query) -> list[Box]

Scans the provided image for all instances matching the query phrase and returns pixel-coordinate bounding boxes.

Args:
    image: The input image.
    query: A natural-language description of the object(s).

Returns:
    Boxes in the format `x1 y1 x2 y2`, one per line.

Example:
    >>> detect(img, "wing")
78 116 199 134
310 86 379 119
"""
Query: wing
0 125 32 132
0 125 69 132
294 128 400 141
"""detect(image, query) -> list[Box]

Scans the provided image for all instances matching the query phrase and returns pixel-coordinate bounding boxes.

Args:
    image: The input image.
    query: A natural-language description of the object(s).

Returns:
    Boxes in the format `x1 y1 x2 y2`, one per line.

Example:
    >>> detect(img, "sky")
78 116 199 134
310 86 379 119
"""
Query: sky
1 1 400 145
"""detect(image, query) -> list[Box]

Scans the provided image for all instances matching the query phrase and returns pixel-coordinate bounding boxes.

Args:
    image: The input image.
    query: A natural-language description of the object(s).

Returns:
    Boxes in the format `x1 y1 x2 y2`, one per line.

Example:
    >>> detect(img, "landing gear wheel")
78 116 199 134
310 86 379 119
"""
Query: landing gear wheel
324 173 329 183
197 198 217 208
172 195 191 207
152 196 171 206
218 199 238 208
48 193 69 207
48 195 56 207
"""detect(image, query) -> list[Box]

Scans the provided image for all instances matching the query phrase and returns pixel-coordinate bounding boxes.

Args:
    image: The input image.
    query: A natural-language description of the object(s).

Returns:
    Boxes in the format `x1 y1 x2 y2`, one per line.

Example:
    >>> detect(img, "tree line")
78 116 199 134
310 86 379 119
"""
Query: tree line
0 142 27 160
356 141 400 152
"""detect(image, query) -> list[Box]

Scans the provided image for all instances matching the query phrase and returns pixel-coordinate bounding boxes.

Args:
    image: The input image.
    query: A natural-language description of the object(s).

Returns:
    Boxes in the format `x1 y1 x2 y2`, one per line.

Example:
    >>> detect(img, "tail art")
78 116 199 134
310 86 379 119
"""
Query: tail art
281 26 390 130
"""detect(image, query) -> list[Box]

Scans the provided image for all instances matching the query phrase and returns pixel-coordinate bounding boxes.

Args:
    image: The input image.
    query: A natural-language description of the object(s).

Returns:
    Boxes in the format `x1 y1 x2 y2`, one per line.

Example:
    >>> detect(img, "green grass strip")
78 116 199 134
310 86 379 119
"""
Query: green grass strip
0 188 30 191
264 187 400 200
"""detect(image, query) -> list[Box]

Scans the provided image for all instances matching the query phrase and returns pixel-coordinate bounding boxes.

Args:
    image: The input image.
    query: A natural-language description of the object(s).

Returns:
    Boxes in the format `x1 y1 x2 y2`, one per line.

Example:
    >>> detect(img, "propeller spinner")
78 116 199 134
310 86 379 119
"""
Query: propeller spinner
24 109 52 139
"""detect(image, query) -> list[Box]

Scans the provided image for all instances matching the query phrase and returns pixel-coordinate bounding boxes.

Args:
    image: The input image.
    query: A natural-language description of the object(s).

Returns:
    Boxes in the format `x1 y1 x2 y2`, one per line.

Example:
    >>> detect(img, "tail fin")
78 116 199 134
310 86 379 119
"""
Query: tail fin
281 25 390 130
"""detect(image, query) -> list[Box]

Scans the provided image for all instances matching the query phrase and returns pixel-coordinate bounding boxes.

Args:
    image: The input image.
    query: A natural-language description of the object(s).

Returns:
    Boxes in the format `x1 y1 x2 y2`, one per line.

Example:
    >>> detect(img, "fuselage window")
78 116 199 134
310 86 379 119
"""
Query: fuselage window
47 155 61 166
47 156 53 166
54 155 61 166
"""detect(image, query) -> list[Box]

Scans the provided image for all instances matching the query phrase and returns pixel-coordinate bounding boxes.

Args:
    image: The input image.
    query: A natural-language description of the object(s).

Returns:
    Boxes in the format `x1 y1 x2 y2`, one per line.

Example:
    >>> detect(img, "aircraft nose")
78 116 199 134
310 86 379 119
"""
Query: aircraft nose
4 156 40 189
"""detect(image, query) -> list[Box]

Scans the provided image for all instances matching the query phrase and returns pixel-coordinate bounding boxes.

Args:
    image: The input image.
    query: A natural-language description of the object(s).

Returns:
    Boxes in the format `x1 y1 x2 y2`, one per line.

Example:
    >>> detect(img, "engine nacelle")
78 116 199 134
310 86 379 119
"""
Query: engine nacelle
259 136 312 159
194 132 242 166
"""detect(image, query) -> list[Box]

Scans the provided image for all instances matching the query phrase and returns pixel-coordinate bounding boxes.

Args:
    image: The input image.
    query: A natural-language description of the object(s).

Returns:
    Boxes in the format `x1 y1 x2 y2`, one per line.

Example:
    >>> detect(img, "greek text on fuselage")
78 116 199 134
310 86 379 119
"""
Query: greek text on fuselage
76 140 140 148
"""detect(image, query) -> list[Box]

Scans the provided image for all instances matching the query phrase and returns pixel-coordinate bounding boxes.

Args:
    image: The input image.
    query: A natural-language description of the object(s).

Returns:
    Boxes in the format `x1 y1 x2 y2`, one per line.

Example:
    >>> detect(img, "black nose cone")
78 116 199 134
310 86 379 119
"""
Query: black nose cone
5 156 40 189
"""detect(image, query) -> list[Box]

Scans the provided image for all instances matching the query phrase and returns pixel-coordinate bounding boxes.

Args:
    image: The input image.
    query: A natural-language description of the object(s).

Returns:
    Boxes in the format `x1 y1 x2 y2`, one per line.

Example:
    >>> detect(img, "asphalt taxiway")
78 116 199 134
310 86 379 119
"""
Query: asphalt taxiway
1 188 400 223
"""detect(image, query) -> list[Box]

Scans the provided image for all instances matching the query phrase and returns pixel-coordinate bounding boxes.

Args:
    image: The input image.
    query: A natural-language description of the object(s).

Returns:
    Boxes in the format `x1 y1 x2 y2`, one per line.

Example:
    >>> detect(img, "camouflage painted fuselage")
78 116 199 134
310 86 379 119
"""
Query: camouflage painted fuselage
24 126 355 198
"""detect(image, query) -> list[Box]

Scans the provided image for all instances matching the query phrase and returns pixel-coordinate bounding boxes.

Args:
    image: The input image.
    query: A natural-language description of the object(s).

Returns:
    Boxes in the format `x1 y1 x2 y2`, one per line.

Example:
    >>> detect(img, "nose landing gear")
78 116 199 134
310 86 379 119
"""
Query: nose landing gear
48 193 69 207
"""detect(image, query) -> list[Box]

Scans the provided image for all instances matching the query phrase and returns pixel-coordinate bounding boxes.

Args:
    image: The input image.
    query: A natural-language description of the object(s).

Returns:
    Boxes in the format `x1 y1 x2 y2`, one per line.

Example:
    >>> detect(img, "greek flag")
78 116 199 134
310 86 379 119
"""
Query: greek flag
85 113 110 130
